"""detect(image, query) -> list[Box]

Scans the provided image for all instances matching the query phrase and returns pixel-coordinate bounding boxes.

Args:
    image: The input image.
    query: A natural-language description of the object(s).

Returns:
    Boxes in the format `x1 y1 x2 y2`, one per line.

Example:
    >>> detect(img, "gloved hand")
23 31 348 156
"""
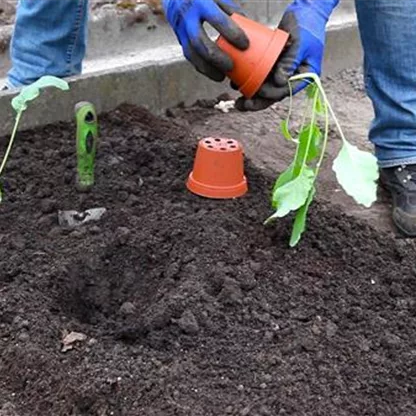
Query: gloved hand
235 0 339 111
163 0 249 81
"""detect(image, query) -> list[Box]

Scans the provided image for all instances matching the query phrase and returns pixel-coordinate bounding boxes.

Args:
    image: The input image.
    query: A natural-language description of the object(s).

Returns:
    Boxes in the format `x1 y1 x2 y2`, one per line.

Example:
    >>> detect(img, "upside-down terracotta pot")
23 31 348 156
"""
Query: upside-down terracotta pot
186 137 248 199
216 13 289 99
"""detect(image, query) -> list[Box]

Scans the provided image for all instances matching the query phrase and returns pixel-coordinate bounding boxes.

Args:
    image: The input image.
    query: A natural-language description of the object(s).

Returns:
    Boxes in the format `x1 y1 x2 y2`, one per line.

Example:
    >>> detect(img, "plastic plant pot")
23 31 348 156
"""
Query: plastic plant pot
216 13 289 99
187 137 248 199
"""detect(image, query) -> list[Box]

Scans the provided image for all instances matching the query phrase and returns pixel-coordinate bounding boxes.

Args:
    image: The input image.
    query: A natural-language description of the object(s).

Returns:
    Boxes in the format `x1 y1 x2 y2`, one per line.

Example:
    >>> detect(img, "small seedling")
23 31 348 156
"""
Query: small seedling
266 73 379 247
0 76 69 202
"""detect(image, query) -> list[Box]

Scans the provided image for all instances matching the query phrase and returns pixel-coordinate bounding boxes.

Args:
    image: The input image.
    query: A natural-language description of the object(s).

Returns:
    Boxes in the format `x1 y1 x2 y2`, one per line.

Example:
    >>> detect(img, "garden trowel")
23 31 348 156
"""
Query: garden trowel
75 101 98 191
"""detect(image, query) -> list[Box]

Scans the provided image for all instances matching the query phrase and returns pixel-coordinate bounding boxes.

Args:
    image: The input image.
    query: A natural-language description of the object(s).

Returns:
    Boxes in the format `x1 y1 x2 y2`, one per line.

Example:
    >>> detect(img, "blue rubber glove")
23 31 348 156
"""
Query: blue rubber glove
236 0 339 111
163 0 249 81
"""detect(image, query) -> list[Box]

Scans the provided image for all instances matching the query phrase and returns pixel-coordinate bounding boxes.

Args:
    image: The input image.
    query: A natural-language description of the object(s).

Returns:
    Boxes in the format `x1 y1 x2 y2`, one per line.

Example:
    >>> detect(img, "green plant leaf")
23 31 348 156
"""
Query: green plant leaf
296 125 322 165
293 127 311 174
271 164 294 208
268 72 378 247
11 76 69 113
306 83 317 99
333 141 379 208
306 82 324 115
289 186 316 247
315 95 324 115
271 167 315 218
280 120 292 140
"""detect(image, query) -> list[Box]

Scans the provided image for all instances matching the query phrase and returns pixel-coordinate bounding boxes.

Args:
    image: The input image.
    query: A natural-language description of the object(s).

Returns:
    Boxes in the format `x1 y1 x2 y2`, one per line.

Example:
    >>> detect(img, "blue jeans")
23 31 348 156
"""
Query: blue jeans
355 0 416 167
7 0 88 88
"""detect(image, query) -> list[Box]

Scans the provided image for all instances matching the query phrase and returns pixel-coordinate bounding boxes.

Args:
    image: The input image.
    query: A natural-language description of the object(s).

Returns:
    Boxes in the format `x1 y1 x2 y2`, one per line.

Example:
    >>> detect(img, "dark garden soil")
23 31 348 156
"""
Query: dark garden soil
1 103 416 416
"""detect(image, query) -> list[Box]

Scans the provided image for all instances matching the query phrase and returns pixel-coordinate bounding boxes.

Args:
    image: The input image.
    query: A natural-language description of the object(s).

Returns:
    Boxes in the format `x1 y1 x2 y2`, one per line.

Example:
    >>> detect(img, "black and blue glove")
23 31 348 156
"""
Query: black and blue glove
163 0 249 82
236 0 339 111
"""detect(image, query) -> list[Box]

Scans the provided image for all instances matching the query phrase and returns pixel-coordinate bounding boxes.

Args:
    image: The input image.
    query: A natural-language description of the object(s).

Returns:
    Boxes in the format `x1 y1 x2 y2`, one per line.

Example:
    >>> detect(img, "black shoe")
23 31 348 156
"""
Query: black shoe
380 164 416 236
1 86 8 91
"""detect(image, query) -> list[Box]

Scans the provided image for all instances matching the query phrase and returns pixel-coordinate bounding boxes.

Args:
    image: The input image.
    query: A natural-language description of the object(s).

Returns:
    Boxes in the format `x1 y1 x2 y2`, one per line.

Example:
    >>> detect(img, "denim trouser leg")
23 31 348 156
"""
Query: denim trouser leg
355 0 416 168
7 0 88 88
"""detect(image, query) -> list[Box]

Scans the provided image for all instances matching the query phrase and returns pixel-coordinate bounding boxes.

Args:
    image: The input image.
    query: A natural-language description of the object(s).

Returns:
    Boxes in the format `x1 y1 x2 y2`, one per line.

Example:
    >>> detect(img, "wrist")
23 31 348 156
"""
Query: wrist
290 0 339 20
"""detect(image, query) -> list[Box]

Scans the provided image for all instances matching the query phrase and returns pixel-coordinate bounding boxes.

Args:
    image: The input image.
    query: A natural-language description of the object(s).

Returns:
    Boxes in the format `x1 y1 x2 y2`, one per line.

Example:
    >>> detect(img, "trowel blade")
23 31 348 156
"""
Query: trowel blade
58 207 106 227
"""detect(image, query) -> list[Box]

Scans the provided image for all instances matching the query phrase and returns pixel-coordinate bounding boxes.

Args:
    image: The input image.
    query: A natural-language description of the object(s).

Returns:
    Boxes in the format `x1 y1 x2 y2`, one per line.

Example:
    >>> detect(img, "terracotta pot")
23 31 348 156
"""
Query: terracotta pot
216 13 289 99
186 137 248 199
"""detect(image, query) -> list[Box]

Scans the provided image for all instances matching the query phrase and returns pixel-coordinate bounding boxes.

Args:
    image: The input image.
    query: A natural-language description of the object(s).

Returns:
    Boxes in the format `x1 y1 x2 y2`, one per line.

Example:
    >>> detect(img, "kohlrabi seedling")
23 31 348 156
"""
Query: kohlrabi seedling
266 73 379 247
0 76 69 201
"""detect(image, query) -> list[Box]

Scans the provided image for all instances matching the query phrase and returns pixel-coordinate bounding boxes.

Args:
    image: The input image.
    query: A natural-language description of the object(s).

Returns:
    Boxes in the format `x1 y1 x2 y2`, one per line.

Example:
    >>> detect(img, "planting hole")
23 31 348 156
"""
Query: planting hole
208 145 214 149
205 140 211 144
220 148 227 151
215 138 221 142
227 140 234 144
230 145 236 149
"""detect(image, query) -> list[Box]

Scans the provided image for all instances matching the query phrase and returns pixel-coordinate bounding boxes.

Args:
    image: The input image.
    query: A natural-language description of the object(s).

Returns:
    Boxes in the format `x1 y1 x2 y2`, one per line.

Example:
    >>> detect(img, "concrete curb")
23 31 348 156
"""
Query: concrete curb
0 25 12 78
0 22 363 138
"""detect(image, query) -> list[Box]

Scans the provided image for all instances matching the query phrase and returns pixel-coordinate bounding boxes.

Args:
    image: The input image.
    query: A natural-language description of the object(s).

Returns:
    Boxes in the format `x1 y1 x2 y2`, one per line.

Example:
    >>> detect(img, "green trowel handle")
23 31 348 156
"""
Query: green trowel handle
75 101 98 190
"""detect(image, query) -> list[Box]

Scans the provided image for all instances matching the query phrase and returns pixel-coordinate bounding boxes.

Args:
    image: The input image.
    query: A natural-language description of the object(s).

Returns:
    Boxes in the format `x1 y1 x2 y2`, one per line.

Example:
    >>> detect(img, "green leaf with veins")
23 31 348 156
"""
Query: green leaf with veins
289 186 316 247
306 84 317 99
270 167 315 218
297 125 322 165
271 164 295 208
332 141 378 208
11 76 69 113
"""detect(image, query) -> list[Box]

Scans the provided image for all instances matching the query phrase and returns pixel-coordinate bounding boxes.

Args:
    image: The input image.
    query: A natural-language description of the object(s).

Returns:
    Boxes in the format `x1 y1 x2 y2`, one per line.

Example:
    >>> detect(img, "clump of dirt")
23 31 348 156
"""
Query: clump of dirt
0 104 416 416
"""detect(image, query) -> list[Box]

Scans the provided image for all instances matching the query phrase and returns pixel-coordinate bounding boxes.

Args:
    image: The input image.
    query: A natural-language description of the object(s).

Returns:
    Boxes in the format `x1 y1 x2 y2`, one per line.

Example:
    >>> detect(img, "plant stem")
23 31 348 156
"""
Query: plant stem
290 73 348 144
287 81 294 131
314 91 329 177
300 90 316 137
299 81 315 134
293 87 319 178
0 112 22 176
